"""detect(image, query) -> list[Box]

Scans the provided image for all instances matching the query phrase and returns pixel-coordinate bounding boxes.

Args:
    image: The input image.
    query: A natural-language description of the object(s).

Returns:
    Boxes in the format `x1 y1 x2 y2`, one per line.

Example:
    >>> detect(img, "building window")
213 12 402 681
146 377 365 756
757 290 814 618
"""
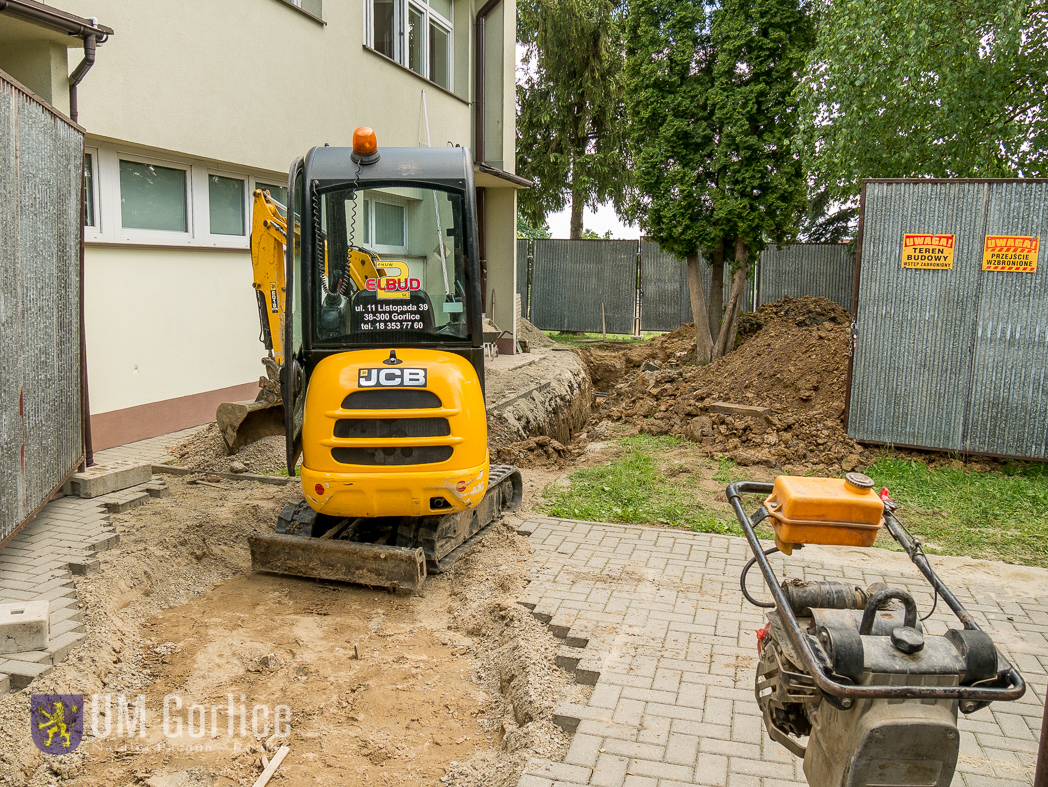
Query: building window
367 0 452 90
209 174 246 236
83 151 98 229
278 0 323 21
119 159 189 233
83 142 288 249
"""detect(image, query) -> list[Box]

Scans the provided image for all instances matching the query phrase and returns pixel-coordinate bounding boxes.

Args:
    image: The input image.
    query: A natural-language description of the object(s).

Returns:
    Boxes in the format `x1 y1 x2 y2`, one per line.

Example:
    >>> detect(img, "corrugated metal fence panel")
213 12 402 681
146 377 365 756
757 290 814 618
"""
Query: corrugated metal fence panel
0 74 84 545
640 242 754 331
530 239 637 333
516 238 529 318
964 182 1048 458
848 180 1048 460
758 243 855 310
640 241 693 330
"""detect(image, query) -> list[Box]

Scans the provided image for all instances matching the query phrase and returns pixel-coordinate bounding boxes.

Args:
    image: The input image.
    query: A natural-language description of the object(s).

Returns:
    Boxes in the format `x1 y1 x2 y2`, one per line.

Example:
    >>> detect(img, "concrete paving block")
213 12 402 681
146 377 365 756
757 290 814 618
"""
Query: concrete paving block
0 659 53 689
68 557 101 575
103 492 150 514
0 673 7 693
88 533 120 552
48 630 87 663
0 601 49 654
70 461 153 498
556 645 587 673
0 649 51 664
49 617 86 638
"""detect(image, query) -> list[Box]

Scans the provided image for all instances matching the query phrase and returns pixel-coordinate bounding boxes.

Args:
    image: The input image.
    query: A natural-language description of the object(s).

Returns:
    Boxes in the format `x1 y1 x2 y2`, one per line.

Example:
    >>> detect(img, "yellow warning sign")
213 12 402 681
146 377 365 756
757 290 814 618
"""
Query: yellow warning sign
901 234 955 270
982 235 1039 273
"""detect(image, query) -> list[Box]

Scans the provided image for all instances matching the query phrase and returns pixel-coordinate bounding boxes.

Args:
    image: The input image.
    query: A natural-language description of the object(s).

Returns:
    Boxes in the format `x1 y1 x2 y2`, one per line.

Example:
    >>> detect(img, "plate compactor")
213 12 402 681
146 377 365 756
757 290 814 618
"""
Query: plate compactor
728 474 1025 787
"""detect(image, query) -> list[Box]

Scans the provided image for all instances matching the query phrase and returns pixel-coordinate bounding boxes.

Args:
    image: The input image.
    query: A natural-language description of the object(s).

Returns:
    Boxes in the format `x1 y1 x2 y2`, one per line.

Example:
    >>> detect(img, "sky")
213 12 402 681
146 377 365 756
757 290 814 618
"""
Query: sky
545 201 641 239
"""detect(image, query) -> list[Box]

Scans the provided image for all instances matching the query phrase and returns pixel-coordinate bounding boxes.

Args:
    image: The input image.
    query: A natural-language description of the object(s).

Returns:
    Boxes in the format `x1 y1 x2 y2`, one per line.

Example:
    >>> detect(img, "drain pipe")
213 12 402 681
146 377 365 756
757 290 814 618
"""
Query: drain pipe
0 2 111 122
68 31 96 124
474 0 503 313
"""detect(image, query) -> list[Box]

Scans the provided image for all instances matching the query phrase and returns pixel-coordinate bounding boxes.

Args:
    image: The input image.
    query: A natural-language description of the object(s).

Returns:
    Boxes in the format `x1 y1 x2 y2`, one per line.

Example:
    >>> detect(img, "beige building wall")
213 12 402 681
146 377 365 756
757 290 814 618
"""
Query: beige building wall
63 0 480 166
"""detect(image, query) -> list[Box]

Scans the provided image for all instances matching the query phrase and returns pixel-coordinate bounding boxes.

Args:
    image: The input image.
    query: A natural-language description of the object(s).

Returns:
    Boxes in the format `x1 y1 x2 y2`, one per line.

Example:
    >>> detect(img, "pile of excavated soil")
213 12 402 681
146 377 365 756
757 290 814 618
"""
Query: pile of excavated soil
593 297 864 474
514 316 555 349
576 325 697 392
170 424 287 475
493 435 584 469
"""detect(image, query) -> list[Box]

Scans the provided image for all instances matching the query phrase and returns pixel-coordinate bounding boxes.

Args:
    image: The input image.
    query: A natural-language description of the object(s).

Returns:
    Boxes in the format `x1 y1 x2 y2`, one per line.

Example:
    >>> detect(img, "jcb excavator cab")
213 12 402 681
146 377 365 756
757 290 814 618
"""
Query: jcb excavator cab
248 130 520 589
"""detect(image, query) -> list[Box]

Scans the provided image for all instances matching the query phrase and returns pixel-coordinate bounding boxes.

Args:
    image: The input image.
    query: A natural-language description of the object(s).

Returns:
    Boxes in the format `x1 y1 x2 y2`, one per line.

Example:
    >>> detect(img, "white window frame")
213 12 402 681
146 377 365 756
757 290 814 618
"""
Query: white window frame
203 168 250 248
83 147 102 239
365 0 453 91
364 192 409 255
83 141 288 250
113 150 194 245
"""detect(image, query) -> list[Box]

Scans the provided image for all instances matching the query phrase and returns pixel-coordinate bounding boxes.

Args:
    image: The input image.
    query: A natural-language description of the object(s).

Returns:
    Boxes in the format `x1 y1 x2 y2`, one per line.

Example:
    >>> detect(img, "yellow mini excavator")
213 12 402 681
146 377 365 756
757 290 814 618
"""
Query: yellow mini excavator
236 128 521 591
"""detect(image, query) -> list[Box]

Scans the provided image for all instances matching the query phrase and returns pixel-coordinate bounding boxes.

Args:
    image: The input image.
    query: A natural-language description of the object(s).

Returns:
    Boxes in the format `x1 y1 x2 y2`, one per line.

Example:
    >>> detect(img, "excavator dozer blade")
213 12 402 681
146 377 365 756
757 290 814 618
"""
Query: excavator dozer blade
216 399 286 454
248 531 426 592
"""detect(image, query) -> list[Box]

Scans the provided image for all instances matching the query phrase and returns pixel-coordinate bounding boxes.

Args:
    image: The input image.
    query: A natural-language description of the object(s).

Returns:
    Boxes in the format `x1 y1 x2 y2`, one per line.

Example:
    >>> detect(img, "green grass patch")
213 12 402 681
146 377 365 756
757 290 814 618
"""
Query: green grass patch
713 457 739 485
543 331 658 346
867 456 1048 566
541 435 741 536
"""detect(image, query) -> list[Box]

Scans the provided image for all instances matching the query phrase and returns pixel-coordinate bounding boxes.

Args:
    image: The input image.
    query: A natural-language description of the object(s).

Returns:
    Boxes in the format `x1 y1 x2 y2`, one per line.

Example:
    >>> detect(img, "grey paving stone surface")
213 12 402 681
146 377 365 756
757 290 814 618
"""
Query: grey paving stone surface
515 516 1046 787
0 428 196 690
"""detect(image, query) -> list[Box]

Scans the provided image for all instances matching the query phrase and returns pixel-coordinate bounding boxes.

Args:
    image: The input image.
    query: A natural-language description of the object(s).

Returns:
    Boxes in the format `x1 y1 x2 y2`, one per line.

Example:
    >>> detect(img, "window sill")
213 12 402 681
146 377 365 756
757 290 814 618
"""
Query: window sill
273 0 326 25
362 46 468 106
85 240 249 253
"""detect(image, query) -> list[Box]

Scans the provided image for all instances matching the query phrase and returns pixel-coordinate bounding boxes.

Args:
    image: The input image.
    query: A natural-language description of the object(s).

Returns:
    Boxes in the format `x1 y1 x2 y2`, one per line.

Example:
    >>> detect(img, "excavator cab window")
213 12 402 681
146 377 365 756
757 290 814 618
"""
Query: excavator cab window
311 182 471 346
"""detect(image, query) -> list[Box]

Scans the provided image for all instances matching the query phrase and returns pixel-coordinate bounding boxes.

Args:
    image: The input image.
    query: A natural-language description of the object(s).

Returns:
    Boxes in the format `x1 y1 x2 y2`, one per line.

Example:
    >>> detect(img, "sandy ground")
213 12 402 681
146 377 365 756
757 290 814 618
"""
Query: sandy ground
0 478 578 787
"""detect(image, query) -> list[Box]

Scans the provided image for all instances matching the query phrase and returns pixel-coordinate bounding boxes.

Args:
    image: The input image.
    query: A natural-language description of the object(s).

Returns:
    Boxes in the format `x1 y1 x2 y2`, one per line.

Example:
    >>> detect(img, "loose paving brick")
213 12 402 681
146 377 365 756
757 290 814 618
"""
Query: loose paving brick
515 516 1047 787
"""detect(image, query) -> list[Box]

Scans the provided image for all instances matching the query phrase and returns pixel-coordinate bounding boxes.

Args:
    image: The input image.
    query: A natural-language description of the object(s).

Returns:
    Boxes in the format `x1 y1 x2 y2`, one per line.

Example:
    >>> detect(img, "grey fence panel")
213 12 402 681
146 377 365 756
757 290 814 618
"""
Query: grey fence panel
963 182 1048 458
530 239 637 333
758 243 855 310
848 180 1048 460
516 238 530 318
640 242 693 331
0 74 84 546
640 242 755 331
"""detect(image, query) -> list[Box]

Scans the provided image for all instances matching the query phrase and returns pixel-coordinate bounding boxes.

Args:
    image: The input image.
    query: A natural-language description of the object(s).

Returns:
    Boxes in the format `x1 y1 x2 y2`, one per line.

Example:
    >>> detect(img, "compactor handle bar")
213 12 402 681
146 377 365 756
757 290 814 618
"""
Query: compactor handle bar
726 480 1025 703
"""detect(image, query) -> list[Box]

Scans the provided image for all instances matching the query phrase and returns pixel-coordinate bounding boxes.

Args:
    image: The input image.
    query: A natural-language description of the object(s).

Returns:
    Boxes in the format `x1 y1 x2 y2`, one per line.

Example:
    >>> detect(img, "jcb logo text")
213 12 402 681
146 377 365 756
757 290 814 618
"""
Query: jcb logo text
358 368 427 388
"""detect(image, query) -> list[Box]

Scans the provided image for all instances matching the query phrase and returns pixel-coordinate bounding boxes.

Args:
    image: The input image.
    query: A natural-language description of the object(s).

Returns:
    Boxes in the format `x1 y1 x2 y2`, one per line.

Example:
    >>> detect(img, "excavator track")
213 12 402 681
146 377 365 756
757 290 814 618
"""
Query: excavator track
248 464 522 591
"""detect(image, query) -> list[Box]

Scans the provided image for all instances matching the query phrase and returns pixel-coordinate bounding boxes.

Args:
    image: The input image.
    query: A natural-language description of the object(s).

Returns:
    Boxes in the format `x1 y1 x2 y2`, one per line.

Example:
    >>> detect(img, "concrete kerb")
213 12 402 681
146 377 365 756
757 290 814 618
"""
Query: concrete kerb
513 516 1047 787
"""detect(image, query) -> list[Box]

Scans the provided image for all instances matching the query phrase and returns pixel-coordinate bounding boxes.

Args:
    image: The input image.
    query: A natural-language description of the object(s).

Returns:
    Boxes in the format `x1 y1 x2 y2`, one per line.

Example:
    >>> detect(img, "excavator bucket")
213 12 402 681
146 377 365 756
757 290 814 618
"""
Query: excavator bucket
216 399 285 454
248 532 426 592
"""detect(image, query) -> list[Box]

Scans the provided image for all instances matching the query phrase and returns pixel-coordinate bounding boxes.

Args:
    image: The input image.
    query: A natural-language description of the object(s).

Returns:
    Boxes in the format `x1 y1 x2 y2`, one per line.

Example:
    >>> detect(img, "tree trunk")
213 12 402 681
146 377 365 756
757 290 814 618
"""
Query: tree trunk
687 253 715 364
713 237 749 358
708 237 725 339
569 188 584 239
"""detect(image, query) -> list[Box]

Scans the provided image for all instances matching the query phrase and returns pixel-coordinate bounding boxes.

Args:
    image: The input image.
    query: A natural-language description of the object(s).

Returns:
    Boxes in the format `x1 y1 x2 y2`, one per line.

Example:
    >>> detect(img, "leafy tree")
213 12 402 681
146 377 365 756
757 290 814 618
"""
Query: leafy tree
517 0 627 238
622 0 811 361
580 228 614 239
517 210 552 239
799 0 1048 203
